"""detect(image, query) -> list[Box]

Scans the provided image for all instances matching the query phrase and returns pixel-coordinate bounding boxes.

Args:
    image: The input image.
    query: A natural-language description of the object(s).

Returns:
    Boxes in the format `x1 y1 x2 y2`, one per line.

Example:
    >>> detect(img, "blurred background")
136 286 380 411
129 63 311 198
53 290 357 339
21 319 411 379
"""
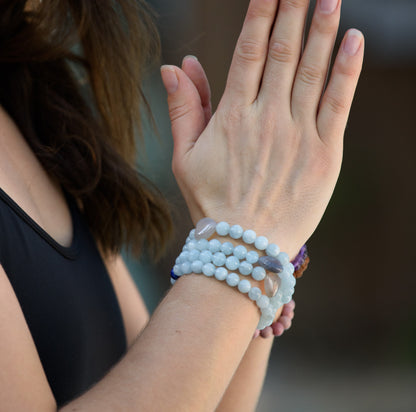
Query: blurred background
125 0 416 410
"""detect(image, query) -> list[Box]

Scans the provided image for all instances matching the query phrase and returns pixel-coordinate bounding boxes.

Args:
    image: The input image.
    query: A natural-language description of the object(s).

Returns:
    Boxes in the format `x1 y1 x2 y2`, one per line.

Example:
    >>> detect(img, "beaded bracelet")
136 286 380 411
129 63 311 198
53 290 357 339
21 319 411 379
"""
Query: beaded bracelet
170 218 302 330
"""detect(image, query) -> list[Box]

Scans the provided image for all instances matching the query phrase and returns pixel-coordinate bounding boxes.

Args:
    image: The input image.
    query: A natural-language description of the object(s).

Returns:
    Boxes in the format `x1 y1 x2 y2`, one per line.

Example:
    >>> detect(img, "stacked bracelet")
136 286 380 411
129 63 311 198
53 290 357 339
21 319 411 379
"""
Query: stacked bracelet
170 218 307 331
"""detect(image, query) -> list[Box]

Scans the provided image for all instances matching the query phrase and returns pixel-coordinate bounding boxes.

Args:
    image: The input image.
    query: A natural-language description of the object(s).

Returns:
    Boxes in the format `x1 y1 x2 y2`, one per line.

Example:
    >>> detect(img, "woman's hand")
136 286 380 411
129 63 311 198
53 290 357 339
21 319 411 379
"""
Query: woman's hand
161 0 364 256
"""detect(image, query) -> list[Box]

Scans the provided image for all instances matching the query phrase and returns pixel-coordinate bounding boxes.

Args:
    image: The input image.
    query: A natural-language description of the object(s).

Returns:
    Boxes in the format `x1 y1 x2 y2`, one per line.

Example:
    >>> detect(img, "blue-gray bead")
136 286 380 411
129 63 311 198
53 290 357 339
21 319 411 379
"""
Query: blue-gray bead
258 256 284 273
216 221 230 236
246 251 259 264
226 256 240 271
226 272 240 287
233 245 247 260
229 224 243 239
195 217 217 240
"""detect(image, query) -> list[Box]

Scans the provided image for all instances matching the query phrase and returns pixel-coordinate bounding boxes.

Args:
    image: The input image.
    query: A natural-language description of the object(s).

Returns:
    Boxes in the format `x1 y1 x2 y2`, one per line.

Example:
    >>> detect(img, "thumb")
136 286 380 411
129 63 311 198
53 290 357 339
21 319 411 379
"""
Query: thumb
160 65 206 156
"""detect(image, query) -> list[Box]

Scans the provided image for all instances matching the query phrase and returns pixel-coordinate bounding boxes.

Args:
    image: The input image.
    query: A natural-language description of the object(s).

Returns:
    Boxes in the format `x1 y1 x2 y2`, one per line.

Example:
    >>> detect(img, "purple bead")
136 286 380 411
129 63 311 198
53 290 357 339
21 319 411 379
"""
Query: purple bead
291 244 308 272
258 256 283 273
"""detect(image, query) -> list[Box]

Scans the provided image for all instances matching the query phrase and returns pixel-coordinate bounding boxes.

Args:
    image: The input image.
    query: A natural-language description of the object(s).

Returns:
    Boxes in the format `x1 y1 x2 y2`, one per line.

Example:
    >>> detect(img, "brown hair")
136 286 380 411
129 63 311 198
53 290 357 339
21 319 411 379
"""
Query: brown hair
0 0 172 257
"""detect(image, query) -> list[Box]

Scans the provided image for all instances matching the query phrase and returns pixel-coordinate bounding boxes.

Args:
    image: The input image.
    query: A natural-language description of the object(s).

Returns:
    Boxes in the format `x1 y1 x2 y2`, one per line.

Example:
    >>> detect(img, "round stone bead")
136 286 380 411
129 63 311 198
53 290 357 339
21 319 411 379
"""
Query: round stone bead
215 267 228 281
175 257 181 265
238 279 251 294
202 263 215 277
246 251 259 264
286 262 295 275
256 295 270 309
266 243 280 258
258 256 284 273
216 221 230 236
226 272 240 287
242 229 256 244
199 250 212 264
212 252 226 267
170 278 176 285
254 236 268 250
277 251 290 265
186 240 198 251
226 256 240 271
248 287 262 301
189 229 196 239
261 306 275 319
196 239 210 251
282 294 292 304
191 260 203 274
179 251 190 263
195 217 217 240
172 265 182 276
233 245 247 260
229 224 243 239
239 261 253 276
252 266 266 281
221 242 234 256
180 262 192 275
188 249 200 262
209 239 222 253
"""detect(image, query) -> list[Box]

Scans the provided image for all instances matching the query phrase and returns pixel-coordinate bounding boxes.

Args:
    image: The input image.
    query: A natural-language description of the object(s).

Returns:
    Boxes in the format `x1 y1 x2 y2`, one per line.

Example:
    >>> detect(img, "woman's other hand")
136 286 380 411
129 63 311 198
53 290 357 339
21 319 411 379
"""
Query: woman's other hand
161 0 364 257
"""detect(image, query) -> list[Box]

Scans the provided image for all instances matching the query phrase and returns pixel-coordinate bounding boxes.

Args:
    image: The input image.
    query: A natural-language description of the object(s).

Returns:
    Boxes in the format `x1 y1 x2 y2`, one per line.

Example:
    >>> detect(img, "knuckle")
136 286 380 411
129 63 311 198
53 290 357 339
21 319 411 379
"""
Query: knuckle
236 39 265 64
169 102 193 123
314 17 339 35
325 93 348 115
297 64 324 86
334 60 357 77
268 40 294 64
281 0 308 11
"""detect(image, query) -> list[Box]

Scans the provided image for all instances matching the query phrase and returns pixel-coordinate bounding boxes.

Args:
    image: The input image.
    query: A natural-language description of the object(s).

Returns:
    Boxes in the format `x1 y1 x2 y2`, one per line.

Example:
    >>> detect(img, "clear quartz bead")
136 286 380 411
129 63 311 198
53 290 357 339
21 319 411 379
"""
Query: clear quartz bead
264 273 281 298
195 218 217 240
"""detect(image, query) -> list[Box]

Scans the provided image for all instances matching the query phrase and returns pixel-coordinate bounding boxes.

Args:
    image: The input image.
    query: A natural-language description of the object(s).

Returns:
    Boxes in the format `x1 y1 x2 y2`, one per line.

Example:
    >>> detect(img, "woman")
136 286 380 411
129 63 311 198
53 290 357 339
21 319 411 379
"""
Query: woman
0 0 364 410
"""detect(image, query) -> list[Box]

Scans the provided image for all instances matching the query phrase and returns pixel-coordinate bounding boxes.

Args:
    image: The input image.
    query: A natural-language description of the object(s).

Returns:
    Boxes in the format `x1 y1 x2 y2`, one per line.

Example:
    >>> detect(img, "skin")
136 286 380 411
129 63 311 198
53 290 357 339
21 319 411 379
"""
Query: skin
0 0 363 410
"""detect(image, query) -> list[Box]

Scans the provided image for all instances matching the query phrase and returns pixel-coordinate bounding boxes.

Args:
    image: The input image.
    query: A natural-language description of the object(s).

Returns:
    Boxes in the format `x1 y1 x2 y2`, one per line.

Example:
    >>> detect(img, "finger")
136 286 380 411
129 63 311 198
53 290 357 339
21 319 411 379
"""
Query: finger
160 65 206 157
317 29 364 143
222 0 279 105
292 0 341 121
181 56 212 124
258 0 310 106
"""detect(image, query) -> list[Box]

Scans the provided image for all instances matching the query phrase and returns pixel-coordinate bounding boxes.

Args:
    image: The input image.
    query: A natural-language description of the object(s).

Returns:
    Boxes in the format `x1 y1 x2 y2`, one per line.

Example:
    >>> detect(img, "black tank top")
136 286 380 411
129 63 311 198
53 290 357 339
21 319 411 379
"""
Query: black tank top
0 188 127 406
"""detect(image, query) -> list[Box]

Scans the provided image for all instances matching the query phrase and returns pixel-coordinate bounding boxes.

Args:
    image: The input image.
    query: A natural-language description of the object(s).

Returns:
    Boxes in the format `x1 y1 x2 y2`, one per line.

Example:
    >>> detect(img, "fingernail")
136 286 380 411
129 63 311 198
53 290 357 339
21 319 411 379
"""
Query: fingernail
184 55 198 61
160 65 178 94
343 29 363 56
320 0 338 14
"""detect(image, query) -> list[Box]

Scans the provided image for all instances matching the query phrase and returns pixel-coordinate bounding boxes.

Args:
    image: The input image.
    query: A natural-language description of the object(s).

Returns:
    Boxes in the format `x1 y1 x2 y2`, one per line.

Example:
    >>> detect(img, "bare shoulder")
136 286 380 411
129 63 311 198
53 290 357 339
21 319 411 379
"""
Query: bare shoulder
0 264 56 410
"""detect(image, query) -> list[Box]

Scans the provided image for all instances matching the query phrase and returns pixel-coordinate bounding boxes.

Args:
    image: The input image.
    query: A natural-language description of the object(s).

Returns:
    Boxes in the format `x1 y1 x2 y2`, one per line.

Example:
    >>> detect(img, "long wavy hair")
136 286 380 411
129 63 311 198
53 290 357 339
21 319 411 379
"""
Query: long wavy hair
0 0 172 257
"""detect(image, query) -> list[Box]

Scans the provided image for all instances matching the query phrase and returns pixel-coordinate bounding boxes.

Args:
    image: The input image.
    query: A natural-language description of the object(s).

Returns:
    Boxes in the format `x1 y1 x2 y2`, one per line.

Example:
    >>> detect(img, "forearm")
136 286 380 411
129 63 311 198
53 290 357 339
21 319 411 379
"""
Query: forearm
60 275 261 412
216 336 274 412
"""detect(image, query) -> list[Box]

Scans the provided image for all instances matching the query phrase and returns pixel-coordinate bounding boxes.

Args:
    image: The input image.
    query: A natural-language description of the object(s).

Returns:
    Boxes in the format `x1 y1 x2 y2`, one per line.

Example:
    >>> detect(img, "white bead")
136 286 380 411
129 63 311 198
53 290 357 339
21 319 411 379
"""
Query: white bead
212 252 226 266
215 267 228 281
226 272 240 287
242 229 256 244
188 249 200 261
277 251 290 265
229 224 243 239
266 243 280 257
191 260 203 274
202 263 215 277
226 256 240 271
248 287 262 301
209 239 222 253
196 239 210 251
221 242 234 255
233 245 247 260
216 221 230 236
199 250 212 264
239 261 253 276
238 279 251 293
246 251 259 264
256 295 270 309
195 218 217 240
252 266 266 281
254 236 268 250
180 262 192 274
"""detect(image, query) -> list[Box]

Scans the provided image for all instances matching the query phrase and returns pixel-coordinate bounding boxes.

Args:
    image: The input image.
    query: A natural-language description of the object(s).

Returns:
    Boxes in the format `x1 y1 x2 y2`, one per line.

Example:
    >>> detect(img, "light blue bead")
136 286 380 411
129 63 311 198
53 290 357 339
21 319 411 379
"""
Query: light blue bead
188 249 200 261
186 236 191 243
286 262 295 274
170 278 176 285
221 242 234 256
196 239 210 251
212 252 226 266
182 245 189 251
238 279 251 293
216 221 230 236
279 269 292 282
266 243 280 257
256 295 270 309
262 306 275 318
226 256 240 271
175 257 181 265
233 245 247 260
226 272 240 287
252 266 266 281
209 239 222 253
239 261 253 276
287 275 296 288
189 229 195 239
229 224 243 239
282 294 292 304
179 251 190 262
186 240 198 250
215 267 228 281
202 263 215 277
173 265 182 276
254 236 268 250
277 251 290 265
191 260 203 274
246 251 259 264
180 262 192 274
199 250 212 264
242 229 256 244
248 287 262 301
